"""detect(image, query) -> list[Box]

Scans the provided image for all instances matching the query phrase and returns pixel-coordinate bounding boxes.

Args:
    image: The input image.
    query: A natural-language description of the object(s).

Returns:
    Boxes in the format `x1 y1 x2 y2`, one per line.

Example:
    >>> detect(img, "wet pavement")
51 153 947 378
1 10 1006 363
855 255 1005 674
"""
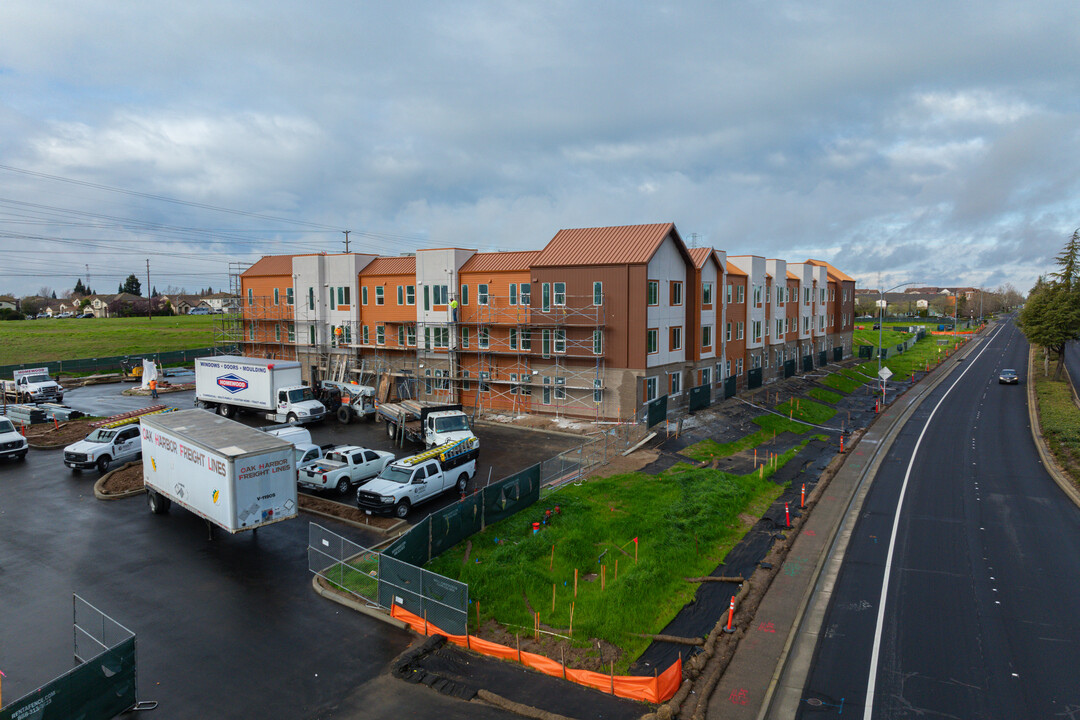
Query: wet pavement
0 381 575 719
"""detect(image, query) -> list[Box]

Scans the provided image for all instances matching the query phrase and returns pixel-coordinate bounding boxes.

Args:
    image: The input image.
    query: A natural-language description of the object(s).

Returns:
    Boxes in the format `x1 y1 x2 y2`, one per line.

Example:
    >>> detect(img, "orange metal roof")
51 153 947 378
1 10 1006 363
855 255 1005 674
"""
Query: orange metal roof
459 251 539 274
806 259 855 283
361 256 416 276
243 255 300 277
726 262 747 276
532 223 678 266
688 247 722 269
787 271 799 280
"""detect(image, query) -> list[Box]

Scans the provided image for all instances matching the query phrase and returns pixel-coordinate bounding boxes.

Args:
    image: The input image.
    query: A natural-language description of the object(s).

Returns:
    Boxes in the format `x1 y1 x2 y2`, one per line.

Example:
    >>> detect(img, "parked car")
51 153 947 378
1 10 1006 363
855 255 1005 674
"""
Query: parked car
80 312 94 319
64 424 142 473
188 307 211 315
999 369 1019 385
0 415 28 462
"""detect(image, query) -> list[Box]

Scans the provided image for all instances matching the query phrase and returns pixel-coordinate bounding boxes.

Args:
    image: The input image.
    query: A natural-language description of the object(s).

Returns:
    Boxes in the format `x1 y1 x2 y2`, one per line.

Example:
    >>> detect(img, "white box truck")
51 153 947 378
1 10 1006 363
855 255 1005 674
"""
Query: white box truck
140 409 298 533
194 356 326 424
2 367 64 403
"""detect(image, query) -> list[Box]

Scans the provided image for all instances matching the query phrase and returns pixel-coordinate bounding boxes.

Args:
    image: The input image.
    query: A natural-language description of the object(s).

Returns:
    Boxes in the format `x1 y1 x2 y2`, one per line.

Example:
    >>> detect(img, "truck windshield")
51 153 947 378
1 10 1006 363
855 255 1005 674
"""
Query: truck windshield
378 465 414 484
288 388 314 403
85 429 117 443
24 375 51 384
434 416 469 432
0 420 14 433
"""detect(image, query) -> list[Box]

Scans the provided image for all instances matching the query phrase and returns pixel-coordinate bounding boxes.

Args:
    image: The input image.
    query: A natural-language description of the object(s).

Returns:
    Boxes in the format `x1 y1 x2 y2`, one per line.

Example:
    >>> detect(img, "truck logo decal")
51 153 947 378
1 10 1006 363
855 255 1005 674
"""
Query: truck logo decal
216 373 249 393
213 489 220 504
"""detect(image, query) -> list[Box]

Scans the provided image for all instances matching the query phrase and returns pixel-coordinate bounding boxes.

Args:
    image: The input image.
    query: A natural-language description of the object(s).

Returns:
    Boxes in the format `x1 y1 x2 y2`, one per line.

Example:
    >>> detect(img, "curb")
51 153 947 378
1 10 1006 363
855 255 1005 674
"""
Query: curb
93 461 145 500
1026 347 1080 507
310 574 409 630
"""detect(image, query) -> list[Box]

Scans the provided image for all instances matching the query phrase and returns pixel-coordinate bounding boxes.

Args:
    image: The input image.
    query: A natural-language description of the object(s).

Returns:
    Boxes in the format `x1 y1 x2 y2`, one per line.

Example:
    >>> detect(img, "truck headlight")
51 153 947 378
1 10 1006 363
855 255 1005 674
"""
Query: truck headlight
380 495 396 503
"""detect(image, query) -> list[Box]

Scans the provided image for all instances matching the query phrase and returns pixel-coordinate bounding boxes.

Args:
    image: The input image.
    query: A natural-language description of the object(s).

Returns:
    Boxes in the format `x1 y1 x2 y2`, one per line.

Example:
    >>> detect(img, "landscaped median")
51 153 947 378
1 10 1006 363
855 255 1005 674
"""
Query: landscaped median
1030 347 1080 486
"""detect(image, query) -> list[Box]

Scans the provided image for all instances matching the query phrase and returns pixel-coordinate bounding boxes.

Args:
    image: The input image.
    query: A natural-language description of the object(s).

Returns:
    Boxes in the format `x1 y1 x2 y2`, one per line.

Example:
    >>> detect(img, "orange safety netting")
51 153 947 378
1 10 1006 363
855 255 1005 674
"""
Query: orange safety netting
390 604 683 703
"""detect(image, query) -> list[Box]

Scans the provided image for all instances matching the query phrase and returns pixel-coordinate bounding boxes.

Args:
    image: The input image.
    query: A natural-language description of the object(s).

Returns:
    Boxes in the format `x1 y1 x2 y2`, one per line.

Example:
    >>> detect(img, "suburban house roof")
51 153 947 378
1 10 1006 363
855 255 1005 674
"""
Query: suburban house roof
361 256 416 276
532 223 682 267
459 251 539 274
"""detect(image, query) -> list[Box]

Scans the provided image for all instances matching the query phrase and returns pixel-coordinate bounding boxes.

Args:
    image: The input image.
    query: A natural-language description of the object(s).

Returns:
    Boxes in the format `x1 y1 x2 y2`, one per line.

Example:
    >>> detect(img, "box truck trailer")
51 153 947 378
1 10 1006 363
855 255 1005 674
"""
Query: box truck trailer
140 409 298 533
194 356 326 424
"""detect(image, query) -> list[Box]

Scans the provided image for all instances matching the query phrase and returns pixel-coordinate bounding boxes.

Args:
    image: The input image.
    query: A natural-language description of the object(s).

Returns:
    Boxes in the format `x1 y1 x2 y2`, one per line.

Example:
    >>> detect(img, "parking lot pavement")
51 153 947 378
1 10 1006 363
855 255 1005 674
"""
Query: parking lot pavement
62 383 583 524
0 442 530 719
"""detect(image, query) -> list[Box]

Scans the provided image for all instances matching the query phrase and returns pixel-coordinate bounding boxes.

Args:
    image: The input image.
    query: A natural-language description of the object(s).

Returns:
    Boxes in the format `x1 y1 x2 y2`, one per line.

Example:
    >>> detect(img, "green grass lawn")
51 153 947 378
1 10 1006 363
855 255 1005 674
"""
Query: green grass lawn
680 414 813 461
808 388 843 404
0 316 217 365
776 398 837 425
821 372 865 393
1032 355 1080 481
427 444 822 671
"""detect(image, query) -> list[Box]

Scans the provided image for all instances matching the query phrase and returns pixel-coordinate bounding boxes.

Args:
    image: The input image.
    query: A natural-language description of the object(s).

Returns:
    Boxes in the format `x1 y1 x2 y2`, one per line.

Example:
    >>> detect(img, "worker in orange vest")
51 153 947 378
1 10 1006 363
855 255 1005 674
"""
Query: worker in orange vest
149 378 158 399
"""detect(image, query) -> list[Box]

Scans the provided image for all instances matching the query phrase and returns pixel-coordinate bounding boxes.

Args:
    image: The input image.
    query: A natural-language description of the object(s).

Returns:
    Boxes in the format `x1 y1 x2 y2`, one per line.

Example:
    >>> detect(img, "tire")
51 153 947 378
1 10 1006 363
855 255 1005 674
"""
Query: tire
337 406 352 424
96 455 111 474
148 490 171 515
335 477 350 495
217 403 233 418
287 413 297 424
456 473 469 493
17 452 26 462
393 499 411 519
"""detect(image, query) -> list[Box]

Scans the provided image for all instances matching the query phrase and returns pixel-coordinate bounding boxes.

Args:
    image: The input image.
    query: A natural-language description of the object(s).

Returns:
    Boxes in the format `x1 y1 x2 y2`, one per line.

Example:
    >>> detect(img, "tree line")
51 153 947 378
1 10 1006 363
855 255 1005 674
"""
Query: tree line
1018 230 1080 380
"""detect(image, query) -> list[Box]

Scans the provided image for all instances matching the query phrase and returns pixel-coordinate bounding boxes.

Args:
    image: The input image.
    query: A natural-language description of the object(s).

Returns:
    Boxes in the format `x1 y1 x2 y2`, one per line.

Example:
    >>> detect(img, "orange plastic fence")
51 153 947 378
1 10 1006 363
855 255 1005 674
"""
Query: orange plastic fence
390 604 682 703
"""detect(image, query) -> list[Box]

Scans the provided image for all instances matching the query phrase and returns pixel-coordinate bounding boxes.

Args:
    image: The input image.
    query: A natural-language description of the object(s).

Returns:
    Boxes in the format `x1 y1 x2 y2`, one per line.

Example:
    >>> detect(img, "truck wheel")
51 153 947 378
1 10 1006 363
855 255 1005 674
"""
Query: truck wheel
148 490 171 515
217 403 232 418
456 473 469 493
96 455 111 473
287 413 298 424
335 477 350 495
337 406 352 424
394 499 411 519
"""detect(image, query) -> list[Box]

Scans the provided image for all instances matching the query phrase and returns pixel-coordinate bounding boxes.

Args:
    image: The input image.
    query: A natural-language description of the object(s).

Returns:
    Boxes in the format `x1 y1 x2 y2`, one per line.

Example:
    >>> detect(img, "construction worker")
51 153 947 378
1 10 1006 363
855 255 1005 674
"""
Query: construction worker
149 378 158 399
450 297 458 322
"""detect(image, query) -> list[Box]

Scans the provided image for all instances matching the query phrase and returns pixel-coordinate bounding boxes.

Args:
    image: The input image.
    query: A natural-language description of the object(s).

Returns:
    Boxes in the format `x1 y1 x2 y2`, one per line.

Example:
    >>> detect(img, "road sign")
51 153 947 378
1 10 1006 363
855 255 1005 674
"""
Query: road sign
878 367 893 381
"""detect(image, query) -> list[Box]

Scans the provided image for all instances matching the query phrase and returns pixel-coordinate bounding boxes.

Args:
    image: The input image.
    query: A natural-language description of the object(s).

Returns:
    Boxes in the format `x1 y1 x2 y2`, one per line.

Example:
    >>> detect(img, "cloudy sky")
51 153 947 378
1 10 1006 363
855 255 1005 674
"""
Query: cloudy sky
2 1 1078 298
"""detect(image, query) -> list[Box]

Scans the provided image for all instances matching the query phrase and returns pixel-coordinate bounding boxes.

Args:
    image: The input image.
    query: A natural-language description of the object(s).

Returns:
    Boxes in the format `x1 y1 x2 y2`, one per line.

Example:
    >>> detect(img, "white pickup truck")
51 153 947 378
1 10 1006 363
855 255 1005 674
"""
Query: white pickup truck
355 437 478 518
0 415 28 462
64 424 142 473
297 445 395 495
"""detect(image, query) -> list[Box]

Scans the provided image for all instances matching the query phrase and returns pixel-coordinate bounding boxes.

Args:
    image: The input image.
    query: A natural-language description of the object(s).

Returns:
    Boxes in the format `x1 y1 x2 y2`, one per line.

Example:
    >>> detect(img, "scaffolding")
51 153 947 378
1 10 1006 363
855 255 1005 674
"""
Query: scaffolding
214 262 249 354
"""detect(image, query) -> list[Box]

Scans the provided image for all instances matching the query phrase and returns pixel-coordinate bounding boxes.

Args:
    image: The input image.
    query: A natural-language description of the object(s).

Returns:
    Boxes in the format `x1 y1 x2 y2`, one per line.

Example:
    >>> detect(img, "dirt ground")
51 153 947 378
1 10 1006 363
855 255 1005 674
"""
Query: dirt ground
100 463 144 493
24 417 97 446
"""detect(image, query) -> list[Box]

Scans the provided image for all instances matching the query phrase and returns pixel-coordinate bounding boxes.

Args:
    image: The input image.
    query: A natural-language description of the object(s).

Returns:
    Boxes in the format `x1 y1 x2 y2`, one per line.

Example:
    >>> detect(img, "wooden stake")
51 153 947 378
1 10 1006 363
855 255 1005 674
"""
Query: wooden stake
615 558 618 581
517 633 521 663
552 582 556 612
601 564 606 591
550 543 555 571
574 568 578 597
610 661 615 694
570 602 575 637
476 601 480 633
561 646 567 679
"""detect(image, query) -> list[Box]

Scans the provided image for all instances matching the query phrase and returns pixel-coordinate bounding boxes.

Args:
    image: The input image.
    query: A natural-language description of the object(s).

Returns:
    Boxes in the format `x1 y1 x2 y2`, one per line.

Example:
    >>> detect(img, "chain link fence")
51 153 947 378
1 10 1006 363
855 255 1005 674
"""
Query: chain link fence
0 345 236 378
538 420 646 488
308 522 469 635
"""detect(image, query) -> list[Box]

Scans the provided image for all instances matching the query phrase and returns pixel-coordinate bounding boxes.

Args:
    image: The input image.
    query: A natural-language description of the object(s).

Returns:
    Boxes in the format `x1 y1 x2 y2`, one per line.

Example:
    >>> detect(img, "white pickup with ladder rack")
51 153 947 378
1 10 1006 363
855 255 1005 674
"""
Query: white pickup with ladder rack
400 436 479 466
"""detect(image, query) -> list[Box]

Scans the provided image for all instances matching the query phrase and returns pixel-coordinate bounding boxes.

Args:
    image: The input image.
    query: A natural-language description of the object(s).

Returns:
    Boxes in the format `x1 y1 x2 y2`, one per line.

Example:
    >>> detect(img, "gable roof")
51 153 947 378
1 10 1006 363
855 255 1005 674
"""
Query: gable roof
726 262 747 277
532 223 683 267
459 251 539 274
361 256 416 276
688 247 723 270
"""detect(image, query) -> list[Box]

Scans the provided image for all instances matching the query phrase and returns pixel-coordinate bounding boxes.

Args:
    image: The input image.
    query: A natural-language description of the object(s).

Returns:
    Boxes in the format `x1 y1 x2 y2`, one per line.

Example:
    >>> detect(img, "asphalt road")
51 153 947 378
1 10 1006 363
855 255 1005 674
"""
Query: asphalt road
797 319 1080 718
0 381 570 718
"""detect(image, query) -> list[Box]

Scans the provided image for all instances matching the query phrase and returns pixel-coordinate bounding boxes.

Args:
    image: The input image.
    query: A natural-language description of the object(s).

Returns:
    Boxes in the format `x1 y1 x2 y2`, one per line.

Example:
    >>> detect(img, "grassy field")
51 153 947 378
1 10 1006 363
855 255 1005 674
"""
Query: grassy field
808 388 843 404
680 414 816 461
0 316 217 365
426 448 821 670
1032 354 1080 480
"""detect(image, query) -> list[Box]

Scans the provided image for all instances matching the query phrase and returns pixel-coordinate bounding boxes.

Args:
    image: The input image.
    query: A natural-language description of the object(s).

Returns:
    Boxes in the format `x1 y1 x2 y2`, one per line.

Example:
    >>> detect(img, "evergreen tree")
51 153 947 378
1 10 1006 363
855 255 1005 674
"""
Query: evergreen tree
1051 229 1080 290
121 274 142 296
73 278 86 295
1018 281 1080 380
152 286 159 297
51 291 57 299
118 283 123 294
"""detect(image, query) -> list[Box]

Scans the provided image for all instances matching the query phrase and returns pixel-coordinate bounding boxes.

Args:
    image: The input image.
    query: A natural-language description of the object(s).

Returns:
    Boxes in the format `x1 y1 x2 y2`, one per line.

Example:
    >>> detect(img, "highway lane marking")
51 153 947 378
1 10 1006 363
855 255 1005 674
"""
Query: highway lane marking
862 320 1009 720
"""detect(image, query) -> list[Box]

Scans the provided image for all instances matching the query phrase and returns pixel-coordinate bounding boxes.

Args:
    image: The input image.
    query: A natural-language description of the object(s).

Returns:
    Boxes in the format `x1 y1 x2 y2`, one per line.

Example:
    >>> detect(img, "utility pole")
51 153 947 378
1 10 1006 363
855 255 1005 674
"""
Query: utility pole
342 230 351 253
146 259 152 323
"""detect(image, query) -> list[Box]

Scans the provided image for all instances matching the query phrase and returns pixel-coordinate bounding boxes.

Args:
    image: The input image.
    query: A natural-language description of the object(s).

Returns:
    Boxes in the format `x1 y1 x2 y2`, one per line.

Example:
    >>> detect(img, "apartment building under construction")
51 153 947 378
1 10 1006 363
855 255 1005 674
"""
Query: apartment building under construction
229 223 856 421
